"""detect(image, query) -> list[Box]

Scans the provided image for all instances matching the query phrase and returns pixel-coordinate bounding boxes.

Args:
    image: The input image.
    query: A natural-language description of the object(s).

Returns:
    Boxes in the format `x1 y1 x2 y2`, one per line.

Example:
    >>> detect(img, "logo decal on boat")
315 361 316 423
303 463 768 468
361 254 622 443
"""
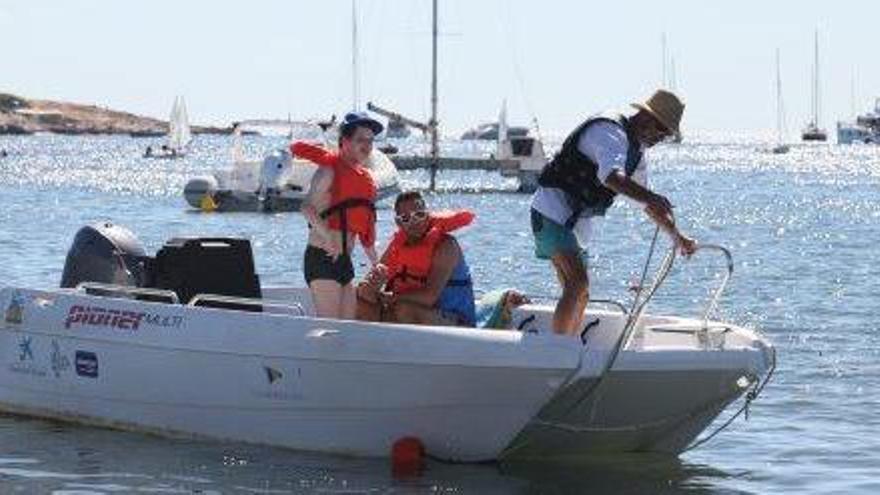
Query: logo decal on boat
50 340 71 378
65 306 144 330
264 366 283 384
9 336 48 377
75 351 99 378
64 305 184 331
18 336 33 361
4 290 25 325
256 366 303 401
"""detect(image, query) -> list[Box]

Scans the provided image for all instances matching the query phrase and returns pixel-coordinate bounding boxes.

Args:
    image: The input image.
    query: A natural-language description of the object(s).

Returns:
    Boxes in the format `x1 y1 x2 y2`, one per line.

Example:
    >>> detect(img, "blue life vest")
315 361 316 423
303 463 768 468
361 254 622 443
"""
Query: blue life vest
436 257 476 326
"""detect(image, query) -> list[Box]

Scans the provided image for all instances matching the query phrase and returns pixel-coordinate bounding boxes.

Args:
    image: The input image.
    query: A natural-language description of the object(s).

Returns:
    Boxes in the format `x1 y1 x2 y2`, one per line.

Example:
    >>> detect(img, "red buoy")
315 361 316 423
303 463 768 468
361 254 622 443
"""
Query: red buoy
391 437 425 477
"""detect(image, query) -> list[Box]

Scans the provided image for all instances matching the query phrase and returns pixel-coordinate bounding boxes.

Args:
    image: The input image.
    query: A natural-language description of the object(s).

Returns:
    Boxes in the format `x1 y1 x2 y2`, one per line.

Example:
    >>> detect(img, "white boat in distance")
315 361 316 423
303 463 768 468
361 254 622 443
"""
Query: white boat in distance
0 223 774 461
837 98 880 144
145 96 192 159
772 49 790 154
801 31 827 142
182 119 399 213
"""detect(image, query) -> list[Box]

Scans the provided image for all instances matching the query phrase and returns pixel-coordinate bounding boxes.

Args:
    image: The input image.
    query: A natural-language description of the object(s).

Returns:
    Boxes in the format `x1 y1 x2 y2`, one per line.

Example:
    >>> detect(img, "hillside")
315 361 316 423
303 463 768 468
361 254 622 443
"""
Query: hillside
0 93 230 135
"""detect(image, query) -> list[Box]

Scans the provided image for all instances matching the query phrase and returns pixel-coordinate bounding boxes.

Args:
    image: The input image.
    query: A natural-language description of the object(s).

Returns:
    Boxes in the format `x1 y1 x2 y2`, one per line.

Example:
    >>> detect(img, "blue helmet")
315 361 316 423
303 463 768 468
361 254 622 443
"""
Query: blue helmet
340 111 384 136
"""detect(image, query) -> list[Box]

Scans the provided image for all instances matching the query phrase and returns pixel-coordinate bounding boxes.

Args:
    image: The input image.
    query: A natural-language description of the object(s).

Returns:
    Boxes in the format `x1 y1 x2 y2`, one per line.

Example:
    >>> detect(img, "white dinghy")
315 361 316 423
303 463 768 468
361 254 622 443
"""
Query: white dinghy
144 96 192 159
183 120 399 212
0 224 773 462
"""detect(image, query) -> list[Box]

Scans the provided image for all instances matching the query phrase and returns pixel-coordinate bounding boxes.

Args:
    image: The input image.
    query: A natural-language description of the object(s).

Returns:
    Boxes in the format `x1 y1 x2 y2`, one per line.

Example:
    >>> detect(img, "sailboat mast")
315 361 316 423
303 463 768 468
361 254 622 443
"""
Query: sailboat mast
815 29 822 127
661 32 667 88
352 0 359 110
814 30 820 127
776 49 783 141
429 0 438 191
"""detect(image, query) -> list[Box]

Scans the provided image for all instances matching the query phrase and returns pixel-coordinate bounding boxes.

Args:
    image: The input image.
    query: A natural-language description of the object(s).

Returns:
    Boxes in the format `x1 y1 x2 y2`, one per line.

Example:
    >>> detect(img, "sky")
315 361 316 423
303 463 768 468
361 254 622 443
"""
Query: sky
1 0 877 137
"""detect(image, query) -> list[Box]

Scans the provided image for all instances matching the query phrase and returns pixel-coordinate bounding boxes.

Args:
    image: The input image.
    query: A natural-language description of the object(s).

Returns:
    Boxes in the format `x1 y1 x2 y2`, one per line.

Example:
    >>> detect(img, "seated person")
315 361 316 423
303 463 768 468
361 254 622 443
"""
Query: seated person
357 191 476 327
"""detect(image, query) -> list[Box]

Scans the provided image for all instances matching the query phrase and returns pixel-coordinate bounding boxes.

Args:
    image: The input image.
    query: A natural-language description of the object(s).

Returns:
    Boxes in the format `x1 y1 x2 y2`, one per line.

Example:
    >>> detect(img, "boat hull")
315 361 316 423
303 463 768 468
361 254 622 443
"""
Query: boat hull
0 288 577 461
0 287 773 461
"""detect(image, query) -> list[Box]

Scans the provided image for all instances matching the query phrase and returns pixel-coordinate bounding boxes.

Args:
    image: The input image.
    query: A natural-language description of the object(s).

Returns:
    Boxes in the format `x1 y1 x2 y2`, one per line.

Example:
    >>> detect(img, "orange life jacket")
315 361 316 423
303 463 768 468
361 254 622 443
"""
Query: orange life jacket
384 210 475 293
320 160 377 249
291 141 377 248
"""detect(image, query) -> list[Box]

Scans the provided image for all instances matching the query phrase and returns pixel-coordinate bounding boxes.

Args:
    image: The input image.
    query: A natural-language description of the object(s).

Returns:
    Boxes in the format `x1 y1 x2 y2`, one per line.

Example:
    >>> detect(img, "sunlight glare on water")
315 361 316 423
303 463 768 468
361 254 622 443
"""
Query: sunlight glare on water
0 132 878 493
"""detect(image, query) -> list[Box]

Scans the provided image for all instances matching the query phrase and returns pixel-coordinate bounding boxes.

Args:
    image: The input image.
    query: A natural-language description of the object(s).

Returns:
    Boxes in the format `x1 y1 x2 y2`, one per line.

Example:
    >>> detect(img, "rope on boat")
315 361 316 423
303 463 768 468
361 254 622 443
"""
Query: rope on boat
682 345 777 453
533 222 774 447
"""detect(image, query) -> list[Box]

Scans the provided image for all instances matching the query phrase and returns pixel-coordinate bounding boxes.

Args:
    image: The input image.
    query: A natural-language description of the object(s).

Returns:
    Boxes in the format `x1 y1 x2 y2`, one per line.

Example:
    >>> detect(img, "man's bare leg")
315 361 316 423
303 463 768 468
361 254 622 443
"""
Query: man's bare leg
550 251 589 336
309 280 344 318
339 283 357 320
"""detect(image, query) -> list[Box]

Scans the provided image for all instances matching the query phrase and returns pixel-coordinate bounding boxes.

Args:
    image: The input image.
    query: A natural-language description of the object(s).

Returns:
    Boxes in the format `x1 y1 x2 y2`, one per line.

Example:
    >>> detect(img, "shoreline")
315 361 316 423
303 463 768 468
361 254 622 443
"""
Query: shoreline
0 93 231 136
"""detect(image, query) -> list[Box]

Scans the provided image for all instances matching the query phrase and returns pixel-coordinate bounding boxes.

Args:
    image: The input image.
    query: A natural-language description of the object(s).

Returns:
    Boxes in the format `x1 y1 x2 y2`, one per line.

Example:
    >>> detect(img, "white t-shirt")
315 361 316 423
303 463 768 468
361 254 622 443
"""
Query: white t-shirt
531 118 647 244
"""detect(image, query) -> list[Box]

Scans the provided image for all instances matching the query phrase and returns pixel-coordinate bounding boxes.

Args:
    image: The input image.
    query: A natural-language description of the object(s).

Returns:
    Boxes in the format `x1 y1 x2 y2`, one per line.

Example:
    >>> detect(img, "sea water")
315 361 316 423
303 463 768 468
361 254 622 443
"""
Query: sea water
0 133 877 493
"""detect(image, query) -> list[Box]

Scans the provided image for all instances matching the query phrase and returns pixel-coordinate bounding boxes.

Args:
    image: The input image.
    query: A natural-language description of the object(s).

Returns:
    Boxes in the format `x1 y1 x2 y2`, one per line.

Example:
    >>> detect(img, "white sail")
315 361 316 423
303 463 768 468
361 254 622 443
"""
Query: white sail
168 96 192 152
496 99 510 159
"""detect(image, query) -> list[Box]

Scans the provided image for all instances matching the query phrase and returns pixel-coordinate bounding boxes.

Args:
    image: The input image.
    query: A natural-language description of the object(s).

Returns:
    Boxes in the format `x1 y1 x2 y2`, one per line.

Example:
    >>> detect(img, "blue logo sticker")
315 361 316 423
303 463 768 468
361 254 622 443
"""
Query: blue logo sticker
18 336 33 361
75 351 98 378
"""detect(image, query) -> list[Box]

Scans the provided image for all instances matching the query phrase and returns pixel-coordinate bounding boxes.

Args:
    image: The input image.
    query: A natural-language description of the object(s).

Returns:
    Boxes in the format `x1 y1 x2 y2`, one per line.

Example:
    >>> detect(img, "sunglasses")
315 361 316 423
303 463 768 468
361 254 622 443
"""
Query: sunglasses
395 210 428 225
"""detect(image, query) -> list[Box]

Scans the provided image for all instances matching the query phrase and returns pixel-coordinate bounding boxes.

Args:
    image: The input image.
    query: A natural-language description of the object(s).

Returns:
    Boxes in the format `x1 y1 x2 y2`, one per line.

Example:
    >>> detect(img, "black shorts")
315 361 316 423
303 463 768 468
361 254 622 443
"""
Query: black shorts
304 245 355 285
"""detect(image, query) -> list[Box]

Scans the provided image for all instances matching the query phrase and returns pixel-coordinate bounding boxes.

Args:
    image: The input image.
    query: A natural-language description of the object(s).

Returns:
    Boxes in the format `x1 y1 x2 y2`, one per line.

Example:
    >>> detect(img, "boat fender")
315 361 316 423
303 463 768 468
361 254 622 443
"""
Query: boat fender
391 437 424 477
200 194 218 212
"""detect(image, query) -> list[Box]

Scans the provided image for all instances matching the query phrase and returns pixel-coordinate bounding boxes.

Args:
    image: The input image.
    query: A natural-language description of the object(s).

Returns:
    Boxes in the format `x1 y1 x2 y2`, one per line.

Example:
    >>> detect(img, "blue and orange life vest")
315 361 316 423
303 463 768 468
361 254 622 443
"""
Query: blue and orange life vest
383 210 476 325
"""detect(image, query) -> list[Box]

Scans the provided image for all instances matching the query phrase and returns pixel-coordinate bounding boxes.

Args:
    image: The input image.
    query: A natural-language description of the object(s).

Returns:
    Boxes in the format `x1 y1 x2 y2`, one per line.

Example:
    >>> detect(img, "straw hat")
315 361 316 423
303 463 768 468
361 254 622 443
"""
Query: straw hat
631 90 684 134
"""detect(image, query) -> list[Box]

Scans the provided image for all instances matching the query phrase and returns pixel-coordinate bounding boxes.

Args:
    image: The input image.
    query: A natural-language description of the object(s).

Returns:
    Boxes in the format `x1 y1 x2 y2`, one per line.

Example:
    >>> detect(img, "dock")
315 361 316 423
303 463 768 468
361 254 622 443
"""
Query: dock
390 155 521 176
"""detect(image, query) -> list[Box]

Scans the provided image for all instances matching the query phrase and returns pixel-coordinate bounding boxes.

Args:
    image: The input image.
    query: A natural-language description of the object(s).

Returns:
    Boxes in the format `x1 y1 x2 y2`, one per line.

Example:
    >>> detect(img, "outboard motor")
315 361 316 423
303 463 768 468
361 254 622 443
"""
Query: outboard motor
258 150 293 196
60 222 147 288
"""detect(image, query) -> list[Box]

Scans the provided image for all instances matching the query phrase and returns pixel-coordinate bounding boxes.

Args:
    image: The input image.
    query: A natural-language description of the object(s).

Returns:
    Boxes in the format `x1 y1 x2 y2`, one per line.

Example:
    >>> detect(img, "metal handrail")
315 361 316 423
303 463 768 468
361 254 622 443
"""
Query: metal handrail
76 282 179 304
693 244 734 330
188 293 306 316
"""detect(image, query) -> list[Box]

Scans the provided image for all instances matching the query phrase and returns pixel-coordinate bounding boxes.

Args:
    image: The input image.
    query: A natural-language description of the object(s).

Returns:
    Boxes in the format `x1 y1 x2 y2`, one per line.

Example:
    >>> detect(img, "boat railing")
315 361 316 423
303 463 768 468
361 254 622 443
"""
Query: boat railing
188 293 306 316
76 282 179 304
694 244 734 330
625 243 735 340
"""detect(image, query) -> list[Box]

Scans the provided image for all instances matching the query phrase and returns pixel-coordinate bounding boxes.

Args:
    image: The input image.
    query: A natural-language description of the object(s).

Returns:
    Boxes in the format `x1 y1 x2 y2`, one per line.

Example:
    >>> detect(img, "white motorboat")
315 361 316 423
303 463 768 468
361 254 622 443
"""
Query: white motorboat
0 223 774 461
495 100 548 193
837 98 880 145
182 120 400 213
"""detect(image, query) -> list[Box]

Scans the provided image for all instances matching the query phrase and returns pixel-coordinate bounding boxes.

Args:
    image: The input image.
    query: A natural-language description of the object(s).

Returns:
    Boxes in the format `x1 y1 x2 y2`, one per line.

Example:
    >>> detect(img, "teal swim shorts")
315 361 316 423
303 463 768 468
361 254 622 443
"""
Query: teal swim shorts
530 208 586 261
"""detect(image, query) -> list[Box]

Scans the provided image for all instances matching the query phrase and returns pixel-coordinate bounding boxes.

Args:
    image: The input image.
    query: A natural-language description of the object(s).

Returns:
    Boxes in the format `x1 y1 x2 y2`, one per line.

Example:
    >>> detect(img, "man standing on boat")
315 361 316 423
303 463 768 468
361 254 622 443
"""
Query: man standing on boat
531 89 697 336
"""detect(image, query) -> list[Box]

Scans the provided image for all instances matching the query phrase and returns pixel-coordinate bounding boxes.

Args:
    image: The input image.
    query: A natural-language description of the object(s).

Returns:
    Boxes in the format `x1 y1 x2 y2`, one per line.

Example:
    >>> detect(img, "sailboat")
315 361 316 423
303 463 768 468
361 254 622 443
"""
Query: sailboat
367 0 548 192
801 31 827 142
772 50 790 154
144 96 193 159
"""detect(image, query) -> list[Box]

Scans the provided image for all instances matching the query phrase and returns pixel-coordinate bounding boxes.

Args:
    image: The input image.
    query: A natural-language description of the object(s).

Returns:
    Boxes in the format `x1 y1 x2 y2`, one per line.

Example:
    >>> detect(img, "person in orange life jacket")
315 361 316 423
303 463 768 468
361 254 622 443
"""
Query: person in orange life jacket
356 191 477 327
291 112 383 319
531 90 697 336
